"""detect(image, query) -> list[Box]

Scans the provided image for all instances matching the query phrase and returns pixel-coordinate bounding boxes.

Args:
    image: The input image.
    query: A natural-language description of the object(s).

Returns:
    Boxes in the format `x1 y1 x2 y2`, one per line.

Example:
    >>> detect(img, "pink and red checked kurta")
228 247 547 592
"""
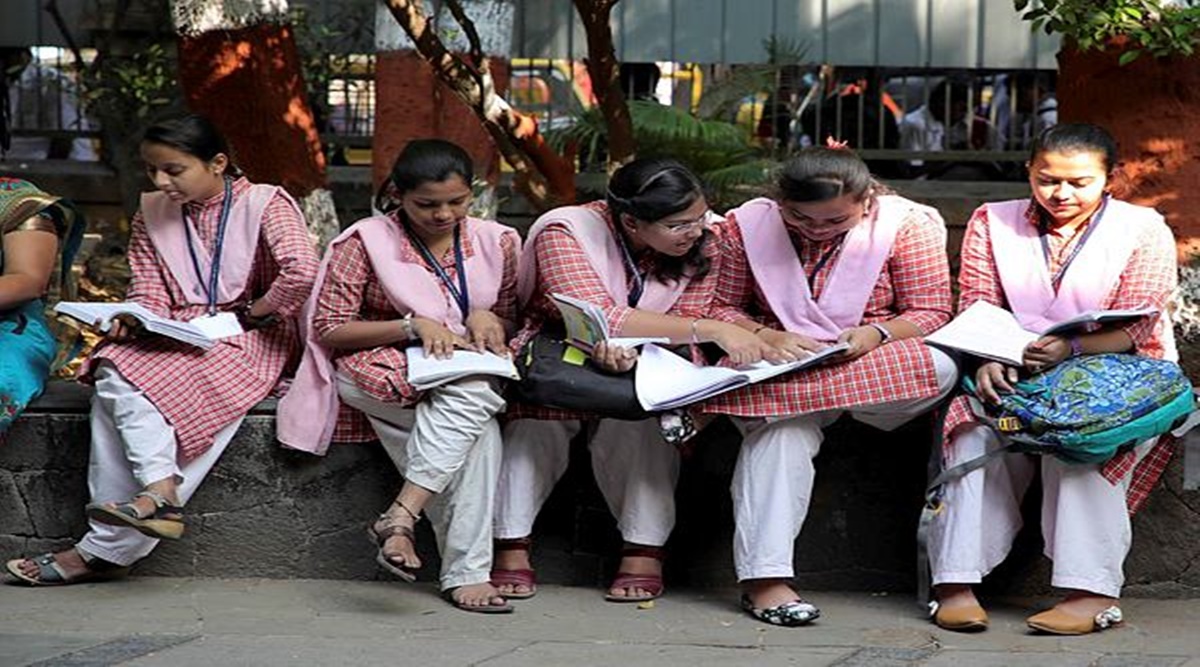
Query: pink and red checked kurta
701 199 953 417
506 201 720 421
944 200 1179 512
82 177 319 461
311 215 520 442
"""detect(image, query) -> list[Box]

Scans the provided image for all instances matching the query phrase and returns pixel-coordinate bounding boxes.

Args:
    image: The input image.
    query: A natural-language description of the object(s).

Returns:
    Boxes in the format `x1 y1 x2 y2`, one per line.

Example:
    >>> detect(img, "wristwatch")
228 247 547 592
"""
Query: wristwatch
1069 336 1084 357
869 322 893 344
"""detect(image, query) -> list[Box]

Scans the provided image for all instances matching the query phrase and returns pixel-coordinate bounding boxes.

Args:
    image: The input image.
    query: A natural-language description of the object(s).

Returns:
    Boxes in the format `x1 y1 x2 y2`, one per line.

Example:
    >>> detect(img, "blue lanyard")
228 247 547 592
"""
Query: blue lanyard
183 177 233 316
805 233 846 294
1039 196 1107 291
613 229 645 307
405 222 470 320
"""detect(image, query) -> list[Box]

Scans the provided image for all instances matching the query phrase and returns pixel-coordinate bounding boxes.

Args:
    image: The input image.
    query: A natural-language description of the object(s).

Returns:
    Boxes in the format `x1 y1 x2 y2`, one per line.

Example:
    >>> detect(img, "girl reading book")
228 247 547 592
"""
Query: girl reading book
6 114 318 585
491 158 777 604
0 178 85 436
277 139 520 613
928 123 1180 635
703 145 958 626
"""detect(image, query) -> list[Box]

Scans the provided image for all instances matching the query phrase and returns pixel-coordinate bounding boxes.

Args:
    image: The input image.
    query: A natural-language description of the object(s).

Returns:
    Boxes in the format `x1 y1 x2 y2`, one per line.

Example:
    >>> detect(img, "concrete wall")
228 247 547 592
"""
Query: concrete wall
2 383 1198 597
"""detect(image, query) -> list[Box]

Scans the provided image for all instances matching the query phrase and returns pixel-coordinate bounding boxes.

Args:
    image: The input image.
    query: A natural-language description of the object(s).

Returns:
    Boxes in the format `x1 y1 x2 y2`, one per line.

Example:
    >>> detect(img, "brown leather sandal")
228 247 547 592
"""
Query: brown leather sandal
368 500 420 582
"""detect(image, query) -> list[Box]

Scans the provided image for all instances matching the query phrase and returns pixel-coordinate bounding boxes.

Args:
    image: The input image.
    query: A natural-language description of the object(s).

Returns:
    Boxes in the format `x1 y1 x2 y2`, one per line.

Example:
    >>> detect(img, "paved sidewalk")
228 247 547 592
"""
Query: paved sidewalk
1 578 1198 666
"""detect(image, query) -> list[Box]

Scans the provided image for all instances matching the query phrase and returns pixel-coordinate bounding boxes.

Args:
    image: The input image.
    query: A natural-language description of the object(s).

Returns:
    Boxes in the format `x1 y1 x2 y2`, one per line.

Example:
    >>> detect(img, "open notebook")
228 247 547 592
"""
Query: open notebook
53 301 242 349
634 342 850 411
404 347 520 390
925 300 1158 366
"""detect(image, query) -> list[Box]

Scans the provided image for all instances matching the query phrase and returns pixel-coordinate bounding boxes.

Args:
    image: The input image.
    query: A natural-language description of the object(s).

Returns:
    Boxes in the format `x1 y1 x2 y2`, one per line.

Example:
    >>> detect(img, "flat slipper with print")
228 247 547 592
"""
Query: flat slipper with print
741 594 821 627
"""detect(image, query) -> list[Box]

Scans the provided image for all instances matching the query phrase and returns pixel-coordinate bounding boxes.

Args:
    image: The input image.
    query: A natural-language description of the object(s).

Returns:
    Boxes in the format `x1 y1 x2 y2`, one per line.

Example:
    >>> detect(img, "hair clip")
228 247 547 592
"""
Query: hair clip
825 136 851 150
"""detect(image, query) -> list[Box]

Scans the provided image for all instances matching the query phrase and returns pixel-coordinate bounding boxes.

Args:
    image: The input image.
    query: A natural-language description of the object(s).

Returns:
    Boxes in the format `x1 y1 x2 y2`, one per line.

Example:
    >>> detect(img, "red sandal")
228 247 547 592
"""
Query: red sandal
490 537 537 600
604 545 665 603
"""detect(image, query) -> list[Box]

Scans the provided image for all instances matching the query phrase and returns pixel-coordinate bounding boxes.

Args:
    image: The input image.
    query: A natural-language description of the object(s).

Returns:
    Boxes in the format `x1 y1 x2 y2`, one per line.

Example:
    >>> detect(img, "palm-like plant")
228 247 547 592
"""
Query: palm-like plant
546 38 807 208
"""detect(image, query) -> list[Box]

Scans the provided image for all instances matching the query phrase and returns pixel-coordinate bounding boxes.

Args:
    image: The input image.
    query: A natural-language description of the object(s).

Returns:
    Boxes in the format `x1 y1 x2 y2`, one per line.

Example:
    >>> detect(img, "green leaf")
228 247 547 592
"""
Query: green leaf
1118 49 1142 65
1014 0 1030 11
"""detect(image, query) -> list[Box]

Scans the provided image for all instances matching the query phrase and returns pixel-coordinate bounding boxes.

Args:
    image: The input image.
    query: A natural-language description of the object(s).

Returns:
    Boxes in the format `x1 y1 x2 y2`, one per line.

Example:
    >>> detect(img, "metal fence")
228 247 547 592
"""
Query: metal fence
3 0 1060 175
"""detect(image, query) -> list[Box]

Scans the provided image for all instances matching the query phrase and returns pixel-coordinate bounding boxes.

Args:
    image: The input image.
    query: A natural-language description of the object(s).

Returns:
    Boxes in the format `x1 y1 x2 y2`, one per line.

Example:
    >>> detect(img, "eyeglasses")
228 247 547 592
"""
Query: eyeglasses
652 210 711 235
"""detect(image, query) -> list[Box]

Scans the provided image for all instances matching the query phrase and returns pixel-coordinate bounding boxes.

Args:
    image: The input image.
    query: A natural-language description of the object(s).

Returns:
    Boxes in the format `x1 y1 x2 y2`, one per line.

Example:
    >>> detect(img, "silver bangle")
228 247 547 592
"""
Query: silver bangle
401 313 415 340
869 322 893 343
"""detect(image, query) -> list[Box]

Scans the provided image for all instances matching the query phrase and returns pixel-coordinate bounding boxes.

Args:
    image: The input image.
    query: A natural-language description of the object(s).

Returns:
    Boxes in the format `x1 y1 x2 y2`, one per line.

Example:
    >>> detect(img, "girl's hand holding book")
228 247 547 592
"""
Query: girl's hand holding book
465 309 509 357
412 317 469 360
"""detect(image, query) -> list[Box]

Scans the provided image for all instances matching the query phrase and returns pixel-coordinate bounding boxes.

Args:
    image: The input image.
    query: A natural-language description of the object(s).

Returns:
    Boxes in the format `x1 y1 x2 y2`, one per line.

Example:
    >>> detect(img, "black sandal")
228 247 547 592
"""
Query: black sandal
86 491 185 540
368 500 420 582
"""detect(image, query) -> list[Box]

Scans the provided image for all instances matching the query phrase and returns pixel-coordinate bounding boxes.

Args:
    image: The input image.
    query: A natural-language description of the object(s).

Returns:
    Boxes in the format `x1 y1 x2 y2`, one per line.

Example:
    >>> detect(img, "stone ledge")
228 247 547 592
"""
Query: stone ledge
2 381 1198 597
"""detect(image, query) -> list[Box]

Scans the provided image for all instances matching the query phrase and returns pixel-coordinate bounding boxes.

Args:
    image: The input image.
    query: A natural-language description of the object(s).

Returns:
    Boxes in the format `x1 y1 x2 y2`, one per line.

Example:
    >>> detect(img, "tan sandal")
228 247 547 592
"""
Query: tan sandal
86 491 185 540
368 500 420 582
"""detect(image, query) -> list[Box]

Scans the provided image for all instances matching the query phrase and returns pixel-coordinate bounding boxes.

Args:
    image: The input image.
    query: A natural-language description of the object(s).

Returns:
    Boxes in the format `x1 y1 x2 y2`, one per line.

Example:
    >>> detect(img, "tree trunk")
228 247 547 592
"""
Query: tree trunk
1058 43 1200 257
1058 42 1200 380
380 0 576 210
572 0 635 169
171 1 339 246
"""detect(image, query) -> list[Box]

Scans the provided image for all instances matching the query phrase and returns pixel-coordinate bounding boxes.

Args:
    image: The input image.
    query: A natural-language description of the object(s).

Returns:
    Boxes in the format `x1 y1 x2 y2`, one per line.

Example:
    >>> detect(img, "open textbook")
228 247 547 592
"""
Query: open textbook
548 292 668 350
405 347 520 390
925 300 1158 366
53 301 243 349
634 341 850 411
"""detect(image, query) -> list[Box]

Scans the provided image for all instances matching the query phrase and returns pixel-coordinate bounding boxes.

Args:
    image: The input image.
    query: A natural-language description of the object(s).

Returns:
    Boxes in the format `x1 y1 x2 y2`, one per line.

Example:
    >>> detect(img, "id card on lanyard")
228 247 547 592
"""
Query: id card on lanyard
614 229 645 307
1040 196 1107 292
406 222 470 321
184 177 244 337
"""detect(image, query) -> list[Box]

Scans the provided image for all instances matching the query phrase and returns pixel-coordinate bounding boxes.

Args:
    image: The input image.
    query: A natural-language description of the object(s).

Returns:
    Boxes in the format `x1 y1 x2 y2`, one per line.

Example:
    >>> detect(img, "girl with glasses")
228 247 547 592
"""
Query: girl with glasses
490 158 778 604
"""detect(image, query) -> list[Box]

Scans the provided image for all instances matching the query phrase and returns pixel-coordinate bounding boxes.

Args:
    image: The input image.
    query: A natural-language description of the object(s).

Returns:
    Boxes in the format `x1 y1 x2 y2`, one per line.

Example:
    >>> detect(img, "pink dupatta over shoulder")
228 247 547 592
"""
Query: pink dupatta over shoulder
517 204 690 313
140 184 285 305
732 195 934 339
277 215 518 455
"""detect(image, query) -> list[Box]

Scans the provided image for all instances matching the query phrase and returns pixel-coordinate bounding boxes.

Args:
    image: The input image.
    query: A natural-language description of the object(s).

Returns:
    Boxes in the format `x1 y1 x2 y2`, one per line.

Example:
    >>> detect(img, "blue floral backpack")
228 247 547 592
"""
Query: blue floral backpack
962 353 1195 463
917 353 1196 606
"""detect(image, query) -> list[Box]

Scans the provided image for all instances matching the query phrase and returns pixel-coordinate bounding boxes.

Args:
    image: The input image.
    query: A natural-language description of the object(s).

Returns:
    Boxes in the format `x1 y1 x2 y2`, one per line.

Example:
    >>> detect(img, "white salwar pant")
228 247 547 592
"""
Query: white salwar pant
77 361 242 566
337 374 505 591
927 424 1152 598
494 417 680 547
731 348 959 582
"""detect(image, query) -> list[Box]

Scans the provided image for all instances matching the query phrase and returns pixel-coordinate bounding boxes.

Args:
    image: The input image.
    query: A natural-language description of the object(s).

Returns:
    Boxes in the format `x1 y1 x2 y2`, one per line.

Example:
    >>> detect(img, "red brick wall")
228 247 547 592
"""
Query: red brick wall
372 50 509 190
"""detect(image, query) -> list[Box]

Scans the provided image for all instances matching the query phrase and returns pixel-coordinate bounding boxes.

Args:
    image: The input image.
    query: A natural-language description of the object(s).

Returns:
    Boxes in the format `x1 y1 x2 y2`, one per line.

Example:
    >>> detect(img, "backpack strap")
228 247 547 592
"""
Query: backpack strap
915 390 1046 610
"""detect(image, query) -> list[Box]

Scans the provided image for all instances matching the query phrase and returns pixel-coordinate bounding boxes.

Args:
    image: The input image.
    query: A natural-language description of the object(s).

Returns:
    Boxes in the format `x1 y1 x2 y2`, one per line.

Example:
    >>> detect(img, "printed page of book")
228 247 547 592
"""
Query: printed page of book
924 301 1038 366
405 347 520 390
549 292 610 351
53 301 216 349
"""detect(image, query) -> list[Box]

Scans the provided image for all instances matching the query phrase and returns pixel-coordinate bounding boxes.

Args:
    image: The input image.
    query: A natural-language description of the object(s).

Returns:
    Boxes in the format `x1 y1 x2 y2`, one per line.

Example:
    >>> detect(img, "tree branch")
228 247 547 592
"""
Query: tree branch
382 0 575 209
444 0 485 69
572 0 635 169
